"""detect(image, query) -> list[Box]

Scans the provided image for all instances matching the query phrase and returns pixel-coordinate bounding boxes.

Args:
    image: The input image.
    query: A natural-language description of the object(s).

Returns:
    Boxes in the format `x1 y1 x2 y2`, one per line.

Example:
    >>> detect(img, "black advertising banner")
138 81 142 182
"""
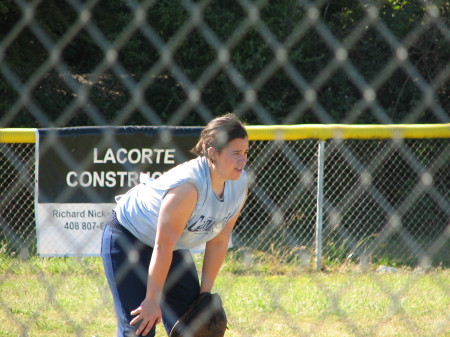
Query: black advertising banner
36 126 200 256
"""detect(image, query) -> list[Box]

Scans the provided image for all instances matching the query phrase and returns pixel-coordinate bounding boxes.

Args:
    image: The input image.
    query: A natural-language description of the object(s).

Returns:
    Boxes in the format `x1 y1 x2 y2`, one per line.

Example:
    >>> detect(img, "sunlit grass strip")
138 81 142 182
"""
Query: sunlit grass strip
1 257 449 337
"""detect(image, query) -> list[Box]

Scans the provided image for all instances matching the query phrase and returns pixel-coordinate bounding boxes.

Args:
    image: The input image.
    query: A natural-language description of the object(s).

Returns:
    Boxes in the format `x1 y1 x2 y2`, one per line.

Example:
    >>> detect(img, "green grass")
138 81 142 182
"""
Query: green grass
0 254 449 337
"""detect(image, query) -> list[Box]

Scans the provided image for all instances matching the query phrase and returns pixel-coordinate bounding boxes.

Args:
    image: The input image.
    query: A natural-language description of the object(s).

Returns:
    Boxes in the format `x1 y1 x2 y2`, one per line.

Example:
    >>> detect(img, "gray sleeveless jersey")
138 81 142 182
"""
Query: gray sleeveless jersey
114 156 247 250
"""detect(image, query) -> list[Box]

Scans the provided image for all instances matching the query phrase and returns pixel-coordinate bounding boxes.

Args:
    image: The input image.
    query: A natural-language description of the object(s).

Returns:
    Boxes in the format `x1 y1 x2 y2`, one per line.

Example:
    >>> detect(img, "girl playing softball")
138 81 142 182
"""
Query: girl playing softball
101 113 248 336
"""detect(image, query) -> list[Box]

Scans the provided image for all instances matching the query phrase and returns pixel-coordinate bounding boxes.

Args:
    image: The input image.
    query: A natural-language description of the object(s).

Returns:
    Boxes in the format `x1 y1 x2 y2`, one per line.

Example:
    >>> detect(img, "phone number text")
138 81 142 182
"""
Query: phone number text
64 222 106 231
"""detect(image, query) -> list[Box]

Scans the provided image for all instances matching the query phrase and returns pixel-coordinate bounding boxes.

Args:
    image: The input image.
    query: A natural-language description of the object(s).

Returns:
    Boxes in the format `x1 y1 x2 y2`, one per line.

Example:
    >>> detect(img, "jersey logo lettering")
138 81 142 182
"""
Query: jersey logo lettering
187 213 232 233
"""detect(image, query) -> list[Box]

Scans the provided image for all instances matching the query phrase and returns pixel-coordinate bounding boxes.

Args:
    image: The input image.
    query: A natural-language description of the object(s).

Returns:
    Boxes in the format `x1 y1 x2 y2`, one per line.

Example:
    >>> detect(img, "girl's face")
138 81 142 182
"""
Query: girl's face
212 137 249 181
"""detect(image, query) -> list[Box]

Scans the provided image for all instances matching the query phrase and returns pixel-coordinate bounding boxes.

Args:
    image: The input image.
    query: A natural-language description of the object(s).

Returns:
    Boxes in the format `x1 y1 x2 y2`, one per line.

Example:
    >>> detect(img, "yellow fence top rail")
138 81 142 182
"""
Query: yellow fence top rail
1 124 449 143
246 124 450 140
0 128 37 143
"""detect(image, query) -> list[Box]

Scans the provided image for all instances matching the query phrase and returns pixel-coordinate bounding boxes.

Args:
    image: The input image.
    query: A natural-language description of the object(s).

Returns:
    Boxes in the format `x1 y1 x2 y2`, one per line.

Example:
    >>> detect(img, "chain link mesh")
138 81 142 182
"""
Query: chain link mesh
0 143 35 258
237 140 318 256
1 0 449 336
322 138 450 268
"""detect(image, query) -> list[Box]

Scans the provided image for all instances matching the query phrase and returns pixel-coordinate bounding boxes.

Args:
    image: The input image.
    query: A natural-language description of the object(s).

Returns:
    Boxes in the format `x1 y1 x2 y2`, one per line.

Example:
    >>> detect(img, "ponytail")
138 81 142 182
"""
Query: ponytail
190 113 247 158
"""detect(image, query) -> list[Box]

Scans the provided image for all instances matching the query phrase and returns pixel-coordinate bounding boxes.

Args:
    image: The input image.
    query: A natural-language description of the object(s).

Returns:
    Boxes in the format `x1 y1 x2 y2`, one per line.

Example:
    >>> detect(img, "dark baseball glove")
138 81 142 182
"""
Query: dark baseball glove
169 292 228 337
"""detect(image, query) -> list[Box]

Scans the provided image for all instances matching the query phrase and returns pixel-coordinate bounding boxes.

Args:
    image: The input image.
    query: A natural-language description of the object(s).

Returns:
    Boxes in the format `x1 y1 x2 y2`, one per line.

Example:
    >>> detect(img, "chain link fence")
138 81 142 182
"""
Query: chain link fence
1 136 449 265
321 138 449 268
1 0 450 336
0 143 35 258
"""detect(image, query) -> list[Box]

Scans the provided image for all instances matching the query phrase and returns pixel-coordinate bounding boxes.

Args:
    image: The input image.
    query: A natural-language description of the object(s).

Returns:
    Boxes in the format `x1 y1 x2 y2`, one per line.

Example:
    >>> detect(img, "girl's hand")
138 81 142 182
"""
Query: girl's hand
130 297 162 336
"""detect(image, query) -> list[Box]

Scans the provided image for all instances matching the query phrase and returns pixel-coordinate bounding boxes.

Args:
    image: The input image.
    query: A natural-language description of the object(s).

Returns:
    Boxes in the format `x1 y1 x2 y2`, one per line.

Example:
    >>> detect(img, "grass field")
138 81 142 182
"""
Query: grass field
0 253 449 337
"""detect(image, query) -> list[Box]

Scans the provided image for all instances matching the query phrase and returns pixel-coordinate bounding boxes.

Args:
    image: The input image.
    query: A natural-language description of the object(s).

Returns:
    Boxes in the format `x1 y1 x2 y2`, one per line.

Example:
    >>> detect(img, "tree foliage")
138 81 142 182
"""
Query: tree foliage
1 0 449 127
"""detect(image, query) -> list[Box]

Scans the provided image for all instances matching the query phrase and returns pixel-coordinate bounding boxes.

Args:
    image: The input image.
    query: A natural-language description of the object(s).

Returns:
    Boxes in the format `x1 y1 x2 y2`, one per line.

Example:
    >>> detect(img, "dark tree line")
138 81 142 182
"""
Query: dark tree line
1 0 449 127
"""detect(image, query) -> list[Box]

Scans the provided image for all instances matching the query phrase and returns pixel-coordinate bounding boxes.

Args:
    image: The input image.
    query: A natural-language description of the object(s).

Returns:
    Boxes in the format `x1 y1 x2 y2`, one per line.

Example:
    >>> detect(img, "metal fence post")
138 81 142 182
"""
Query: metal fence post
315 140 325 271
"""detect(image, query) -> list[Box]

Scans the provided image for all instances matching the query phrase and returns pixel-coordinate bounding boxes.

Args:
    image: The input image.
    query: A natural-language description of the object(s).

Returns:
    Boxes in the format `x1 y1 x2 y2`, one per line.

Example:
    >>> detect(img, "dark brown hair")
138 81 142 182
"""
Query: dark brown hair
190 113 247 157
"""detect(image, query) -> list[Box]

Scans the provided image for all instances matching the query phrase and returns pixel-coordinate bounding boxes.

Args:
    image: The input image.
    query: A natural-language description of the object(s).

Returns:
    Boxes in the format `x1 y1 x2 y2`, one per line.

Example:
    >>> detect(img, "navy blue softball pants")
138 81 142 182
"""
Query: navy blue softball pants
101 213 200 337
